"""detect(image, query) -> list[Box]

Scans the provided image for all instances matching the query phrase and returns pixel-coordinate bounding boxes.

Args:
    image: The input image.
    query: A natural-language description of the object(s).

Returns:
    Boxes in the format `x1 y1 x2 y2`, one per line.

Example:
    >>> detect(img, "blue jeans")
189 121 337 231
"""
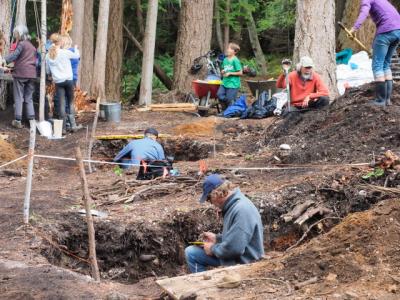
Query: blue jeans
372 29 400 79
217 86 239 104
185 245 221 273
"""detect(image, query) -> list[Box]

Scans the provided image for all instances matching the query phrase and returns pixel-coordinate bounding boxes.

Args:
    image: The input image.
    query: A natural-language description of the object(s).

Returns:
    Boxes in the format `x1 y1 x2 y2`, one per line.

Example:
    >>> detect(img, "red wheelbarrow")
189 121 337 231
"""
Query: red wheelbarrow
191 79 221 116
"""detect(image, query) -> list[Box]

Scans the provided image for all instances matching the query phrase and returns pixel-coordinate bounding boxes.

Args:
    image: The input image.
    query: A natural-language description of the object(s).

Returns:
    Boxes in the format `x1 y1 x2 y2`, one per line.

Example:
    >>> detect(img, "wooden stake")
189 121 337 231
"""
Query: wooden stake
88 97 101 173
23 120 36 224
75 146 100 281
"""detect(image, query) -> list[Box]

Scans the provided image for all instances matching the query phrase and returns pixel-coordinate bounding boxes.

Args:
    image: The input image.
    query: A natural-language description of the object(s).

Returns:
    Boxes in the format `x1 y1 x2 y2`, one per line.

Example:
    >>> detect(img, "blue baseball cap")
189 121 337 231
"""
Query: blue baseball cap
199 174 224 203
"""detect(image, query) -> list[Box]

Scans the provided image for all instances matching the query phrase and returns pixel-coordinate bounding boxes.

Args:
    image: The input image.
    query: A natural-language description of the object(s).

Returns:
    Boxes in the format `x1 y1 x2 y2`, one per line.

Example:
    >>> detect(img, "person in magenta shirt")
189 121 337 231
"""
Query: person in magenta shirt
350 0 400 106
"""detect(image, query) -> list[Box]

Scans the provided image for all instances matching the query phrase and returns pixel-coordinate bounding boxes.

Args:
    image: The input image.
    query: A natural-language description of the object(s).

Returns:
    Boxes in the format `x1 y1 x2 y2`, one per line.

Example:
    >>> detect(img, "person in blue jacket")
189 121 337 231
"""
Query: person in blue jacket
185 174 264 273
113 127 165 170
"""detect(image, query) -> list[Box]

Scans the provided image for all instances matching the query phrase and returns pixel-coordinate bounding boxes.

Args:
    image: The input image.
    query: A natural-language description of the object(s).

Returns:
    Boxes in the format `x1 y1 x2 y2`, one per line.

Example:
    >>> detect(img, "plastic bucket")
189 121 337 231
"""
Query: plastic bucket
100 102 121 123
53 119 63 138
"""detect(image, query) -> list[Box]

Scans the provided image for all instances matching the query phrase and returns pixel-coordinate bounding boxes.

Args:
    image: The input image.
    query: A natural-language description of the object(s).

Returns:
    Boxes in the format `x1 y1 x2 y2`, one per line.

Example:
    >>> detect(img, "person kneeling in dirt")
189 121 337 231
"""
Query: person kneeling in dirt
185 174 264 273
113 128 169 180
276 56 329 113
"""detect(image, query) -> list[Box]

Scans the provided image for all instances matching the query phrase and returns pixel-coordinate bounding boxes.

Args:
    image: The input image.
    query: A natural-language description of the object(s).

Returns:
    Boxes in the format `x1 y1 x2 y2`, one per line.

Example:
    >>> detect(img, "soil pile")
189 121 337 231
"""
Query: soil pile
173 118 220 137
273 198 400 293
0 139 20 165
267 83 400 164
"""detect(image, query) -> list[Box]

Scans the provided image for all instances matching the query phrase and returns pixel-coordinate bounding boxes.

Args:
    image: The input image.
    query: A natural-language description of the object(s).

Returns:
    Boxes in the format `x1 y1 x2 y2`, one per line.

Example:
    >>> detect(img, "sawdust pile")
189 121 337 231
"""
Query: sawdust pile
173 118 221 137
0 139 20 165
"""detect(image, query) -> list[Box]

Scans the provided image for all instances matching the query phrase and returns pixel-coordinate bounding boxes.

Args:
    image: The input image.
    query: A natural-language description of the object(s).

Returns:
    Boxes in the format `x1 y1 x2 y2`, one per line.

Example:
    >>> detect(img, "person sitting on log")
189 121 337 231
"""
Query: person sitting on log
185 174 264 273
276 56 330 113
113 128 170 180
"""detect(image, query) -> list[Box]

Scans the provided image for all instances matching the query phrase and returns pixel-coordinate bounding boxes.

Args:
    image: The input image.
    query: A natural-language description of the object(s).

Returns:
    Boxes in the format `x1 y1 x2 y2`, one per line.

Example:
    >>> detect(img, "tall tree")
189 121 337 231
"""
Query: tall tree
223 0 231 50
16 0 27 27
214 0 224 52
0 0 12 110
139 0 158 106
105 0 124 101
91 0 110 101
135 0 145 39
71 0 85 87
246 10 267 76
173 0 214 93
80 0 94 92
293 0 338 98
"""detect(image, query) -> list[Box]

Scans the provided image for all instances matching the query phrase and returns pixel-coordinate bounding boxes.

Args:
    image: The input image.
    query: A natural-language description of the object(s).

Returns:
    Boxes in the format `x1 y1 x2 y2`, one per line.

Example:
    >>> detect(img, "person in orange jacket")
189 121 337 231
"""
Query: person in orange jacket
276 56 330 110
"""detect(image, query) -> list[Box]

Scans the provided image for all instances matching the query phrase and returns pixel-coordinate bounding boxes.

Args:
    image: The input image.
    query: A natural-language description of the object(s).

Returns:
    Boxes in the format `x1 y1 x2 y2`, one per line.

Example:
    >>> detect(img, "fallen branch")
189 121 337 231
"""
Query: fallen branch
281 200 315 223
286 217 341 252
294 206 332 226
294 276 319 290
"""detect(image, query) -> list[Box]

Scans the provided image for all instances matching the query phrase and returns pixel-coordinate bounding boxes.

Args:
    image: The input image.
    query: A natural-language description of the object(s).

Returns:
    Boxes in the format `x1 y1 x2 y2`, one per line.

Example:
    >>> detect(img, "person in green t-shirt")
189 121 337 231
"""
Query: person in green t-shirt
217 43 243 110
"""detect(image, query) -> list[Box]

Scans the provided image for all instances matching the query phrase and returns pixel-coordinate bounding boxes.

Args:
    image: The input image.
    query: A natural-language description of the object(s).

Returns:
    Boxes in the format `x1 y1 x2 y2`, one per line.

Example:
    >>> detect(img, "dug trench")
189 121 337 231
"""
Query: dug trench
38 165 399 284
34 83 400 286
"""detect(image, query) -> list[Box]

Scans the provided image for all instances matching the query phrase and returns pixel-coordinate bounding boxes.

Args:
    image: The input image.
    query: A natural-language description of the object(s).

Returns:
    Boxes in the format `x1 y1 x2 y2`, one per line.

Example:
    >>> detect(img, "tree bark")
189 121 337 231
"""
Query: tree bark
139 0 158 106
135 0 145 39
123 25 173 90
71 0 85 87
246 10 267 76
16 0 27 27
172 0 214 93
91 0 110 101
293 0 338 99
337 0 375 53
0 0 12 110
80 0 94 93
105 0 123 101
223 0 231 50
214 0 224 52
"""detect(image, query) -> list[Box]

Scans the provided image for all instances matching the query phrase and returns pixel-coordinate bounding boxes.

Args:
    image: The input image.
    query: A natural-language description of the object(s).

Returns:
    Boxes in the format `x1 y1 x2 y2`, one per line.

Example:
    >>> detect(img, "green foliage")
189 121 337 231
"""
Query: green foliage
258 0 296 31
122 54 174 101
113 166 123 177
362 168 385 180
241 54 288 78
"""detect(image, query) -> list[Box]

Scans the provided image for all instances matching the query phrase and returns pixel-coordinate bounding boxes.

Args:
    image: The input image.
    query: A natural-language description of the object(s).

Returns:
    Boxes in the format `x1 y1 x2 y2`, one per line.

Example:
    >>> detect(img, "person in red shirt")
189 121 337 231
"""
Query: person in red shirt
276 56 329 110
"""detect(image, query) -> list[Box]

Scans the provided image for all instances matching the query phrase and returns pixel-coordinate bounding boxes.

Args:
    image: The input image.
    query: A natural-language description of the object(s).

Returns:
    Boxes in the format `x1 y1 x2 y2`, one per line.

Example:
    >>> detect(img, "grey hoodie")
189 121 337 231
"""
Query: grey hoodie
211 188 264 266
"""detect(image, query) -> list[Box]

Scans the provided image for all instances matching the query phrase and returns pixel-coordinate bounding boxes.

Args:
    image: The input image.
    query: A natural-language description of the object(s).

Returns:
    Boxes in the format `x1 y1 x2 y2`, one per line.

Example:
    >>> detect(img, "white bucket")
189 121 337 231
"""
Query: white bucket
36 121 53 138
53 120 63 139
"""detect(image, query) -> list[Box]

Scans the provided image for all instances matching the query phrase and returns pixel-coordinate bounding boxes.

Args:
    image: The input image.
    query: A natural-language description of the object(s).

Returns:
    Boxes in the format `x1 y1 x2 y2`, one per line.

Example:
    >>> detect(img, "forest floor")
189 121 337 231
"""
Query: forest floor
0 83 399 299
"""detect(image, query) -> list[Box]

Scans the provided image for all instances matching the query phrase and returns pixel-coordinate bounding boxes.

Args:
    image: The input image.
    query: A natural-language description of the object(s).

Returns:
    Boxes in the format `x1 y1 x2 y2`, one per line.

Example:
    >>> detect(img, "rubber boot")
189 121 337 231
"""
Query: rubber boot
68 114 83 133
386 80 393 106
11 120 23 129
370 81 387 106
62 117 67 135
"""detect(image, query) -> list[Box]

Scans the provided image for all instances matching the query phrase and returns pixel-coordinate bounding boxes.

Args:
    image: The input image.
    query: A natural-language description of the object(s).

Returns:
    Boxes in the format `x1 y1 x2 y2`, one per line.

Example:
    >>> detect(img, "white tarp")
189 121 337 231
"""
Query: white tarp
336 51 374 95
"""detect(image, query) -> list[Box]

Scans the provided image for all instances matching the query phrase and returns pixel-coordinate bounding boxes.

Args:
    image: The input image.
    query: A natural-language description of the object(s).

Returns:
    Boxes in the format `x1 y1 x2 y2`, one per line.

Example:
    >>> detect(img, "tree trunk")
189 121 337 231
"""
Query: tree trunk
80 0 94 92
223 0 231 50
214 0 224 52
337 0 375 53
123 25 173 90
0 0 12 110
246 11 267 76
172 0 214 93
135 0 145 39
293 0 338 99
16 0 27 27
139 0 158 106
71 0 85 87
105 0 123 101
91 0 110 101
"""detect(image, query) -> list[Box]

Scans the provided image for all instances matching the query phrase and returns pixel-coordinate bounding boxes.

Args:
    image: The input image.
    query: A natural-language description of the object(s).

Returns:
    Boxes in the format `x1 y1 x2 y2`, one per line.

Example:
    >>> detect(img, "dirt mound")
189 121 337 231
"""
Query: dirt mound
267 83 400 164
274 198 400 290
173 118 221 137
0 139 20 165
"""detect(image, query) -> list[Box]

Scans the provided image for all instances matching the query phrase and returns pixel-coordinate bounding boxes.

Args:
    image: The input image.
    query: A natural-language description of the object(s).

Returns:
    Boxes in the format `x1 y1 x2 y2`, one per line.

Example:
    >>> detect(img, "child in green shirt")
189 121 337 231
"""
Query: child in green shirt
217 42 243 110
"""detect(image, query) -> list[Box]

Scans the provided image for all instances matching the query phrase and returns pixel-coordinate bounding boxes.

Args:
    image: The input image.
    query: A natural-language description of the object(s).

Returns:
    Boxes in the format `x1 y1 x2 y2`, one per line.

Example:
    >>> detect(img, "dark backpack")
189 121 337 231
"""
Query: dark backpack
241 91 277 119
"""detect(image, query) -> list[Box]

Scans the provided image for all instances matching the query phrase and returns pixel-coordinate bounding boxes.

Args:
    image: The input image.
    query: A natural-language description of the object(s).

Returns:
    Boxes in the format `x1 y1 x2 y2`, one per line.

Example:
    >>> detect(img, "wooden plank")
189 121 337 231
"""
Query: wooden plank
150 108 197 112
156 264 247 300
95 133 171 140
150 103 196 108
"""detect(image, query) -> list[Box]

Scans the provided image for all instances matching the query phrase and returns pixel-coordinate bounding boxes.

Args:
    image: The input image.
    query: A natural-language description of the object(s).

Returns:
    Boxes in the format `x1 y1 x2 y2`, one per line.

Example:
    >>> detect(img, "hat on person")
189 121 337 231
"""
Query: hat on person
199 174 224 203
300 56 314 68
144 127 159 137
